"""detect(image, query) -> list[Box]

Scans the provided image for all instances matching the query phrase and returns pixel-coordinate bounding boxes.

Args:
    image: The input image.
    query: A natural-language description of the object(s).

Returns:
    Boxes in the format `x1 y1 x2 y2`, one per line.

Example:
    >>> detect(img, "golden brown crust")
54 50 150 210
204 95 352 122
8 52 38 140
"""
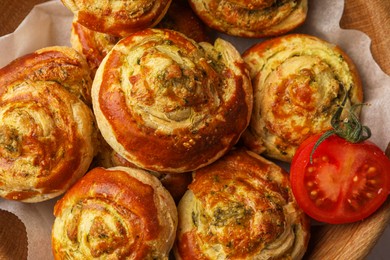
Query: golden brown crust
70 0 210 79
242 34 364 162
174 148 310 259
156 0 210 42
188 0 308 37
61 0 172 37
92 28 252 173
0 80 96 202
0 46 96 202
52 166 178 259
0 46 93 106
93 136 193 204
70 19 121 78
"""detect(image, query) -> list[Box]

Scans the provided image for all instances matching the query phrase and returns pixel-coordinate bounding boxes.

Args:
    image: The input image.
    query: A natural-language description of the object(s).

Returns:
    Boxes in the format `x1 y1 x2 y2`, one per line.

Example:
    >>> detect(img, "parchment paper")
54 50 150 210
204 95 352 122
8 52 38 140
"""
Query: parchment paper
0 0 389 259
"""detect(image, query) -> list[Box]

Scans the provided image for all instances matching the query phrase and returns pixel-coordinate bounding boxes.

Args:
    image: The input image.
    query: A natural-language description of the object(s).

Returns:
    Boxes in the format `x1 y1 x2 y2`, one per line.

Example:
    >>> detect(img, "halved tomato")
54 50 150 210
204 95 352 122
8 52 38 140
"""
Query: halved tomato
290 133 390 224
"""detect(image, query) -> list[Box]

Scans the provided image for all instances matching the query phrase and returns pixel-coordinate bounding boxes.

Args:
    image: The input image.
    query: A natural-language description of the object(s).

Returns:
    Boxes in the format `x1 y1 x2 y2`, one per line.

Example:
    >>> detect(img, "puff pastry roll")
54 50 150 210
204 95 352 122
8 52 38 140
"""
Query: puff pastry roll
71 20 121 77
156 0 210 42
242 34 363 162
70 0 209 79
92 28 252 173
0 46 96 202
174 148 310 259
61 0 172 37
93 139 193 204
0 46 92 106
0 80 96 202
52 166 178 259
188 0 308 37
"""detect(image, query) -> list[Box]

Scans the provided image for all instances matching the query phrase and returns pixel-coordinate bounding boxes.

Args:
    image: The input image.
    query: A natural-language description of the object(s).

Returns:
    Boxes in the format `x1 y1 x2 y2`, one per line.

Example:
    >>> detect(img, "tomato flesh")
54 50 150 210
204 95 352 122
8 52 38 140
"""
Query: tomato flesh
290 134 390 224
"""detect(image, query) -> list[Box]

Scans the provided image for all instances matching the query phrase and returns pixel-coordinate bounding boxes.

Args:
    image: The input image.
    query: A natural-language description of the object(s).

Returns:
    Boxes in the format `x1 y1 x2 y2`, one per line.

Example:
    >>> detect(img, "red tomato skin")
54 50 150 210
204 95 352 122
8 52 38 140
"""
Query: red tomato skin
290 133 390 224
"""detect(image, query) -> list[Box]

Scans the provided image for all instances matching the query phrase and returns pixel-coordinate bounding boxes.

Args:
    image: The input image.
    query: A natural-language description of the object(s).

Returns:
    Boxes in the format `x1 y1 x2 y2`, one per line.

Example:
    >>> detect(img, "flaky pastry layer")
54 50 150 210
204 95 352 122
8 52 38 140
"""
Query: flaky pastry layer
92 28 252 173
0 46 96 202
242 34 363 162
174 148 310 259
188 0 308 37
61 0 172 37
52 166 178 259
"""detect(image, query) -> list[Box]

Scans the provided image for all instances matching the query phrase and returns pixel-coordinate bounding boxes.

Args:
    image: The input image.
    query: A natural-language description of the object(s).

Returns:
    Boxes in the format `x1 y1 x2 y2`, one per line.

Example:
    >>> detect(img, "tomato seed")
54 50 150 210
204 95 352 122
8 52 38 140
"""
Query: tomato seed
307 167 315 173
352 190 359 197
310 190 318 199
306 181 314 188
366 167 378 178
347 199 360 211
315 198 323 207
368 179 377 185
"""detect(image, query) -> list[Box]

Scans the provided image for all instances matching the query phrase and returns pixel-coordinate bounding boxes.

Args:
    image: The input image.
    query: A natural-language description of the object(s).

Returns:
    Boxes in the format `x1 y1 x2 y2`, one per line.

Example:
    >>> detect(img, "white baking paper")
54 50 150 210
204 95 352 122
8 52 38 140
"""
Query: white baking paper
0 0 389 259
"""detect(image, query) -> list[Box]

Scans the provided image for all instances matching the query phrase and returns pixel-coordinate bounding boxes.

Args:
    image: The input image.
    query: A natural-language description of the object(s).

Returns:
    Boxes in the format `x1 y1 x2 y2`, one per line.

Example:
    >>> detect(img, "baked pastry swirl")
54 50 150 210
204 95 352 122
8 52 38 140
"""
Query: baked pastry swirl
0 80 95 202
61 0 172 37
188 0 308 37
93 140 193 204
0 46 96 202
71 19 121 78
70 0 209 78
92 28 252 173
174 148 310 259
0 46 93 106
242 34 363 162
52 166 178 259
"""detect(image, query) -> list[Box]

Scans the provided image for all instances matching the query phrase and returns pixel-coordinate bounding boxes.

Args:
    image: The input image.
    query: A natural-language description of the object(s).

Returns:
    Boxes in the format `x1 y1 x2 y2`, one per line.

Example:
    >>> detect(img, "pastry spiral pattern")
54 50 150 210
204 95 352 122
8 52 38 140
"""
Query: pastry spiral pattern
0 46 93 106
52 166 178 259
174 148 310 259
92 28 252 173
242 34 363 162
188 0 308 37
70 0 209 79
0 80 95 202
0 46 95 202
61 0 172 37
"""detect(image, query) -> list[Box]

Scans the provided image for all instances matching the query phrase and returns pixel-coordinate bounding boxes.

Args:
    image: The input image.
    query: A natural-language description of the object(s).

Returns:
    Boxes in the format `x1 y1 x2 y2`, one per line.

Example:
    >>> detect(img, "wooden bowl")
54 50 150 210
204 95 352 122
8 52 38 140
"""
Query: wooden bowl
0 1 389 259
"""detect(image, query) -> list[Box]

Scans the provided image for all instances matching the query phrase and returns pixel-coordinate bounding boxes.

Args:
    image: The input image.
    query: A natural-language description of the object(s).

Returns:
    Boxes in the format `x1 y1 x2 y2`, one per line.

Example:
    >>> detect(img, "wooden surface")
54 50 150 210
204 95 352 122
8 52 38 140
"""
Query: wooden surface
0 0 389 259
0 209 28 260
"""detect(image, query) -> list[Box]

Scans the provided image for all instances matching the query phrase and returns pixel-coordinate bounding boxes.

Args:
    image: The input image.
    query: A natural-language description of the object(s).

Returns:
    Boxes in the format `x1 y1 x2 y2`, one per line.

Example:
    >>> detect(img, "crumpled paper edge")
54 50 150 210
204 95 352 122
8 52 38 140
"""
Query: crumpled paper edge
0 0 72 67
